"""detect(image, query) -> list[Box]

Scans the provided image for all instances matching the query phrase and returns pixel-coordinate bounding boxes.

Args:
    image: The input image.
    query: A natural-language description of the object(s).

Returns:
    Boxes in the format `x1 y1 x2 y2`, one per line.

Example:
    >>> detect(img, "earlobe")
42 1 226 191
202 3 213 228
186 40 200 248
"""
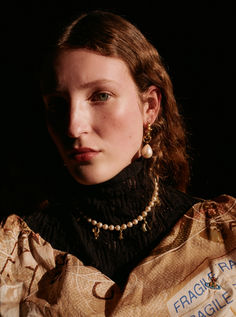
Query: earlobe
143 86 161 125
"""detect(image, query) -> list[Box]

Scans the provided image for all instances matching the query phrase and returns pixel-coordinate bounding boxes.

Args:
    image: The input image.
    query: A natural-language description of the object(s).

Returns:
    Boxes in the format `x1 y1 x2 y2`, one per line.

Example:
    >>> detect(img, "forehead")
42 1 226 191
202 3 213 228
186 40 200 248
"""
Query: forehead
52 48 134 91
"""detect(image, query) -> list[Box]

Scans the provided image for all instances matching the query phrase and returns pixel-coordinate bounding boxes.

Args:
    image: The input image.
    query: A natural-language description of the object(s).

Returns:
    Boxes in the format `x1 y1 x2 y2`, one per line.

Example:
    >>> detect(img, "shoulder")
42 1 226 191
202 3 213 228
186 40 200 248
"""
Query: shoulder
0 214 33 263
154 194 236 252
0 213 31 236
0 200 65 243
191 194 236 219
183 194 236 244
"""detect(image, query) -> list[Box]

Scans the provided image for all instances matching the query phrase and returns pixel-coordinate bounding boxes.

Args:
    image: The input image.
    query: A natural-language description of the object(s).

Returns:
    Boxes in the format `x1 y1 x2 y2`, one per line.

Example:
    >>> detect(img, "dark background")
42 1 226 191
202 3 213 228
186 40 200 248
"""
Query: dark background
1 1 235 212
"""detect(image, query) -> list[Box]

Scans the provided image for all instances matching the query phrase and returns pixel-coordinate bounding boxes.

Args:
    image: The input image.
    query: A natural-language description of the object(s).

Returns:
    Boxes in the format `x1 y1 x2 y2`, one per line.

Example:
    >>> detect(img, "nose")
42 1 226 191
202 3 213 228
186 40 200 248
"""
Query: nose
67 100 90 138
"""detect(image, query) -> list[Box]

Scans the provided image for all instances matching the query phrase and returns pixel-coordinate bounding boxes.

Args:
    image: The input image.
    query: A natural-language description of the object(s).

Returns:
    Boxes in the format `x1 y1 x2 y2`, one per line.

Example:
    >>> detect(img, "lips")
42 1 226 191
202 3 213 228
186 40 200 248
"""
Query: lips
69 147 100 162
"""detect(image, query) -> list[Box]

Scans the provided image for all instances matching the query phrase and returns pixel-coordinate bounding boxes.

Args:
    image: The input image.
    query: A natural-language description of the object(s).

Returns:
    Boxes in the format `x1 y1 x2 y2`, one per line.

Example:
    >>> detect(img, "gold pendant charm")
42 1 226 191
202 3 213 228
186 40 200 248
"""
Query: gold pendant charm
142 218 150 232
142 223 147 232
92 227 100 239
119 229 124 240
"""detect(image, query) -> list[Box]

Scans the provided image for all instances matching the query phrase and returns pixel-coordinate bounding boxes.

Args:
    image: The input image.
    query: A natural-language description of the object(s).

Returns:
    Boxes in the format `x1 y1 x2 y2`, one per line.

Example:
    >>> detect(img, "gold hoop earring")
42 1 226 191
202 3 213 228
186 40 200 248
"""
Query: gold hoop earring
141 123 153 159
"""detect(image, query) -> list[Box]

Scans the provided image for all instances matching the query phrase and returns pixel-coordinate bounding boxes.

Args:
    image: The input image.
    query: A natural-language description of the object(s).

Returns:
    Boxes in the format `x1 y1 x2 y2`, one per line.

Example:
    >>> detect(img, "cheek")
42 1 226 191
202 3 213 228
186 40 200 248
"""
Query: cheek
98 107 144 147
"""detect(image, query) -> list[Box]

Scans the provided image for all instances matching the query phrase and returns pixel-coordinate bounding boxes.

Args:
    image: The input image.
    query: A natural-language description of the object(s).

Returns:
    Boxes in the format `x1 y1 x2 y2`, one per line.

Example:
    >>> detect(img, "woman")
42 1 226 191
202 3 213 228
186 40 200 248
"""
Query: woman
1 10 235 316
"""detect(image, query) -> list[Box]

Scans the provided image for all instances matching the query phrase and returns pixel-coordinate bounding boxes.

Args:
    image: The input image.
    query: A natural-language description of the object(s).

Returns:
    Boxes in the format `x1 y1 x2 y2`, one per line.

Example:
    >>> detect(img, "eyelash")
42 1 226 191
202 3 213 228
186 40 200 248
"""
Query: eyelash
90 91 112 103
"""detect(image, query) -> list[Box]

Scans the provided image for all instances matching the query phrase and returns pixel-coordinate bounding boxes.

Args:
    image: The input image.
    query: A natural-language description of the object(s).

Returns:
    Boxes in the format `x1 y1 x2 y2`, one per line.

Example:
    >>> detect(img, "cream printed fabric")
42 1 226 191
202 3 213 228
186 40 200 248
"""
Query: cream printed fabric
0 195 236 316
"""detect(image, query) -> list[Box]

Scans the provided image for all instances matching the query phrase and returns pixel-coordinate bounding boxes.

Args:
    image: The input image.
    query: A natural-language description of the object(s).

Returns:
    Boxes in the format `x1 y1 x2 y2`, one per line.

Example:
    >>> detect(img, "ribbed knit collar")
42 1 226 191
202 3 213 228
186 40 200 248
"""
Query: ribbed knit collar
63 157 155 225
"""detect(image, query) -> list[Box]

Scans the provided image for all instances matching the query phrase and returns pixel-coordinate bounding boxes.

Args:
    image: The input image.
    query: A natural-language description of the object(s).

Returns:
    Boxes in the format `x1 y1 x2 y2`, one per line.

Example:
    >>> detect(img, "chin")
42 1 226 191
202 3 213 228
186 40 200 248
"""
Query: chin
68 162 128 185
67 166 110 185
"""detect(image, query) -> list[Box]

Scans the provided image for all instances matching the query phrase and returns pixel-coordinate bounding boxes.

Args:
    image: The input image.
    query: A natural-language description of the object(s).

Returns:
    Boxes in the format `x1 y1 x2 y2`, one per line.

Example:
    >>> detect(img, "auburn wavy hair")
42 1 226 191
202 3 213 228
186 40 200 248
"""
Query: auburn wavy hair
43 10 190 192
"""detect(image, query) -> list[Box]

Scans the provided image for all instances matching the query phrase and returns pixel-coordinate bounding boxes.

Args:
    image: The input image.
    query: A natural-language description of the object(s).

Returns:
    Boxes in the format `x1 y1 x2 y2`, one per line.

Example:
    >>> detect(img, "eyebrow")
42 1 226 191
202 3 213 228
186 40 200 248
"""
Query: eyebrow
78 79 119 89
43 79 119 97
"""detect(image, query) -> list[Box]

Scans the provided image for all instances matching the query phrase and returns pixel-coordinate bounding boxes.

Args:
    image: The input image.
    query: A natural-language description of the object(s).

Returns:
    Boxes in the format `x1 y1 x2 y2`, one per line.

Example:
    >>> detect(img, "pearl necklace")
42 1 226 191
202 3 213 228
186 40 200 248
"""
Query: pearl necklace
76 177 160 240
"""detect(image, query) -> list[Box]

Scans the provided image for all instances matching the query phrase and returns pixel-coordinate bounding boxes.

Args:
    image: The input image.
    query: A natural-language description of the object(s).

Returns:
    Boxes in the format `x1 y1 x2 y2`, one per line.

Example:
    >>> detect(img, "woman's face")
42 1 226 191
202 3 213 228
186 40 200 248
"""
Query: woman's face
43 49 150 185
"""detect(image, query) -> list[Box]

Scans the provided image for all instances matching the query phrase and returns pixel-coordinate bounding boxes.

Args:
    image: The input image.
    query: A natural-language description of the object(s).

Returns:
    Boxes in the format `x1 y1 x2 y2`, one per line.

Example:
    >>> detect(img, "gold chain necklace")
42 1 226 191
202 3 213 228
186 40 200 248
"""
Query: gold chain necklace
76 177 160 240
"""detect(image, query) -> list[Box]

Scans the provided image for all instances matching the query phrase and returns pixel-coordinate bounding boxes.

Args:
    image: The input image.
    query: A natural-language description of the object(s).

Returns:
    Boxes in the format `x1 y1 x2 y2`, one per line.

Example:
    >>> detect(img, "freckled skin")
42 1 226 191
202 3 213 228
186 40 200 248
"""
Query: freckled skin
43 49 158 185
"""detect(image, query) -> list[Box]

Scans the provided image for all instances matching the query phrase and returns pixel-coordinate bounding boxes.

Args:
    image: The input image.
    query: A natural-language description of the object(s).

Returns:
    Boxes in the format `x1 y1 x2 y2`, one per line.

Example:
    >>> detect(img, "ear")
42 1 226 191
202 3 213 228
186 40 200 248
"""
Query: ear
142 85 161 125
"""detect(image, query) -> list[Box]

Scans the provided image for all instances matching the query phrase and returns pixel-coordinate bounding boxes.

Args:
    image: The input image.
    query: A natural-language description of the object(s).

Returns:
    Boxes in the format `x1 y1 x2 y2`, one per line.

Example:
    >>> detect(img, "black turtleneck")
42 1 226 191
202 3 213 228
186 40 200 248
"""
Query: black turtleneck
19 158 198 287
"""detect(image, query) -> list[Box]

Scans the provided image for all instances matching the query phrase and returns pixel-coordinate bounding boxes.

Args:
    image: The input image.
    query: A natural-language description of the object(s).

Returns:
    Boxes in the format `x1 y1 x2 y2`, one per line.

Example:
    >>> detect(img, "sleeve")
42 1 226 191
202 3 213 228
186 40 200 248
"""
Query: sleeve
0 214 56 316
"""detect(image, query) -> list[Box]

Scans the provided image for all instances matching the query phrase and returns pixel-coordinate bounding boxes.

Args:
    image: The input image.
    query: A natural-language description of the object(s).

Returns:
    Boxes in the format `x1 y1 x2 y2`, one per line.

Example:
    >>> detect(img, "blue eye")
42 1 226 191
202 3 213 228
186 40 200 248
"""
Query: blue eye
92 92 111 102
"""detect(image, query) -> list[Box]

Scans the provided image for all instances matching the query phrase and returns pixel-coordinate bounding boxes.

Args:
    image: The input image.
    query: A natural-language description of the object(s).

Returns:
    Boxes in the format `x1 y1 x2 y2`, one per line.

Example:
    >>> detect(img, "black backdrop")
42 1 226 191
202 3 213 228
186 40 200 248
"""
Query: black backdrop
1 1 235 211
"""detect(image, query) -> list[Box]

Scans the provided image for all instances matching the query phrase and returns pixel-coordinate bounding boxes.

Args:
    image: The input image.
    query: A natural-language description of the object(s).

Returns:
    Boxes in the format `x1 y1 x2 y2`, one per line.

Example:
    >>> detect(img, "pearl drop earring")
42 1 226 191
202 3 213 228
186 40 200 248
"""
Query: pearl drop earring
141 123 153 159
